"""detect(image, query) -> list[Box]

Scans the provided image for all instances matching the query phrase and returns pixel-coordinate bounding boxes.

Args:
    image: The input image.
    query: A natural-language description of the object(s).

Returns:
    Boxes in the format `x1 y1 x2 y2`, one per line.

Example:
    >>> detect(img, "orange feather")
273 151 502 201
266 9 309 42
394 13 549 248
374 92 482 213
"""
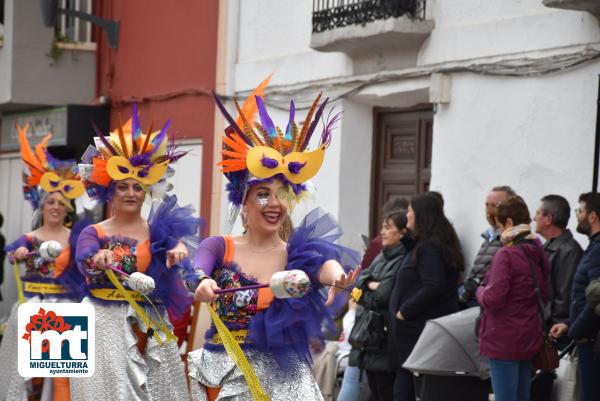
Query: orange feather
35 134 52 170
235 74 272 128
17 123 45 176
140 120 154 154
117 115 129 158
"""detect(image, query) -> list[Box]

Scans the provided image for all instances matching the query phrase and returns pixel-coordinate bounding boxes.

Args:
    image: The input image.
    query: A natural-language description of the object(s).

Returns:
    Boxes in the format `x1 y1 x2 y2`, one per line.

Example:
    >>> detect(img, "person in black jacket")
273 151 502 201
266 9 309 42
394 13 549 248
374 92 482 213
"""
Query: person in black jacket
534 195 583 333
551 192 600 401
348 208 408 401
389 192 464 401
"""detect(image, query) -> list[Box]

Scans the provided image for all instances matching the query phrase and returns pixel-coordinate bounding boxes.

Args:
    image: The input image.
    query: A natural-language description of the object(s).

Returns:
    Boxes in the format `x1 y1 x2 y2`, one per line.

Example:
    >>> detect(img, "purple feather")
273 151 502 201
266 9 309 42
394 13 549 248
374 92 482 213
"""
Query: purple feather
320 108 342 148
92 122 118 156
261 155 279 169
288 161 306 175
255 96 277 138
129 153 152 167
146 120 170 158
164 137 188 163
226 182 244 205
300 98 329 151
131 103 141 143
285 100 295 140
213 92 253 145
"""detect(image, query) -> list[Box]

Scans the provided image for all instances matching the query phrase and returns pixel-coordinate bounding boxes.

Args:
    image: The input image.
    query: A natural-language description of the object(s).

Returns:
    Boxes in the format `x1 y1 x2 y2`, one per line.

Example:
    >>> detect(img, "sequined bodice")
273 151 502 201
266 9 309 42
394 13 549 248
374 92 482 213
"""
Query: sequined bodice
22 239 56 278
86 238 140 286
213 266 261 327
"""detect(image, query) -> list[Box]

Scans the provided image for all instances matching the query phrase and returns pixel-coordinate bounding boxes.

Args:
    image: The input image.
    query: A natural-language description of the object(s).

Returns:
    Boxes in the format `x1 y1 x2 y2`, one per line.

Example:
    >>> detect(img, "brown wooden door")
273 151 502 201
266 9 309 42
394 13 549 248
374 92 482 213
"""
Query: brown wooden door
370 107 433 236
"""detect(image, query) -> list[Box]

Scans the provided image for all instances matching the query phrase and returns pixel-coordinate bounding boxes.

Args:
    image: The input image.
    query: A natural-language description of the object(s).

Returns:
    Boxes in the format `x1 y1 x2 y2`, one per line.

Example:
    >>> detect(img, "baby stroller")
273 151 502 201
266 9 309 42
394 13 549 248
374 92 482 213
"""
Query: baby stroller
403 307 492 401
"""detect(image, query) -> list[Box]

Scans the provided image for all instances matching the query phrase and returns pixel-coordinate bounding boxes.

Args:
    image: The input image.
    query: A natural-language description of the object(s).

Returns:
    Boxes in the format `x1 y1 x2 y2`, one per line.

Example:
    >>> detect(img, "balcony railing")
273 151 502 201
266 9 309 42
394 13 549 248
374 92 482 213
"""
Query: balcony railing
312 0 426 33
56 0 95 44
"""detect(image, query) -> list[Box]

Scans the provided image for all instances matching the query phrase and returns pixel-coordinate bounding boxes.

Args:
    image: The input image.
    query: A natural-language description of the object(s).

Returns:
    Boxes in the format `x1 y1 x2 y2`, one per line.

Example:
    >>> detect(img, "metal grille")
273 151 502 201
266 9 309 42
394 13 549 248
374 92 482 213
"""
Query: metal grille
55 0 94 43
312 0 426 33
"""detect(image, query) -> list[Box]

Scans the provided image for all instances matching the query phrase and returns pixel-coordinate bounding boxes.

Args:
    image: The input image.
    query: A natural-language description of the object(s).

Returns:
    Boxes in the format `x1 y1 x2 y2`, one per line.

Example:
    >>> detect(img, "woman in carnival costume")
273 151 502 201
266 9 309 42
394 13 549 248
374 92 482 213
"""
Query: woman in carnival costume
187 79 361 401
0 124 89 401
70 105 200 401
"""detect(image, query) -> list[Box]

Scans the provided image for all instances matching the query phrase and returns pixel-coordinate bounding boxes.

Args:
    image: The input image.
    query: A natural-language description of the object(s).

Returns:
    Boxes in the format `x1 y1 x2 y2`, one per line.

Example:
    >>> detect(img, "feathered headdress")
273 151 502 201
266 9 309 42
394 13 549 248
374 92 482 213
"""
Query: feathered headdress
78 103 185 200
215 76 340 213
17 123 85 210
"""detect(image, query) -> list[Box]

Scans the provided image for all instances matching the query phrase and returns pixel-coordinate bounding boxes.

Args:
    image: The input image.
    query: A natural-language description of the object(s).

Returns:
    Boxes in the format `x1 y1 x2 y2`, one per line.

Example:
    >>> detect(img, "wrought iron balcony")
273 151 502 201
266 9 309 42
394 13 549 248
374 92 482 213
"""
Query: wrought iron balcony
312 0 426 33
310 0 433 58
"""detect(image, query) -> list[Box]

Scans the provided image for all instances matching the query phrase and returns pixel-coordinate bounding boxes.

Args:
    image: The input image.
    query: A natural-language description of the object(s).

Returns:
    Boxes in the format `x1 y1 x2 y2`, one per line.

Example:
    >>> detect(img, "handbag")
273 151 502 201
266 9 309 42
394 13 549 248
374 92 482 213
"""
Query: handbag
518 245 559 373
348 308 386 350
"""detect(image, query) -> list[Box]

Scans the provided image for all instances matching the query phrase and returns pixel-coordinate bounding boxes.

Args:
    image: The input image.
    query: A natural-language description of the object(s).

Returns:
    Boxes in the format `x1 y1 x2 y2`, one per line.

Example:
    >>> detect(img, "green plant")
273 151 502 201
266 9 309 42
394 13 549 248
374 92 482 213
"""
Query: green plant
46 34 78 66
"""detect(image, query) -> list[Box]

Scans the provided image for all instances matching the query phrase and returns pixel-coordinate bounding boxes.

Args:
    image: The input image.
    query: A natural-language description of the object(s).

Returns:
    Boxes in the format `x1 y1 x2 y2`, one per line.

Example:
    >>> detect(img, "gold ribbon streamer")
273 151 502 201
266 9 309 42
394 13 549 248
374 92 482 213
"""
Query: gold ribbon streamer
206 305 270 401
104 269 177 345
13 261 25 304
24 282 66 294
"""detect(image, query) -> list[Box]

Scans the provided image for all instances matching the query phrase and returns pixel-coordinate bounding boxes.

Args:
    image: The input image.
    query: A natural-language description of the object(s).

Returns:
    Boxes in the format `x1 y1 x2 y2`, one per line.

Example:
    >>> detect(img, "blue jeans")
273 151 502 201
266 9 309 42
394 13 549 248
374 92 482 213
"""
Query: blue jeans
489 359 531 401
577 343 600 401
337 365 361 401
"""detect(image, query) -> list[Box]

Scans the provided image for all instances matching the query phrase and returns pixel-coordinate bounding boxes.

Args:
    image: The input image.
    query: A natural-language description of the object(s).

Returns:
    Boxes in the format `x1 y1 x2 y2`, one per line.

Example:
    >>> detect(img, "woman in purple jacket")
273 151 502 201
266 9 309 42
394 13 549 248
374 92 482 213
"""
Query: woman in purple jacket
476 196 550 401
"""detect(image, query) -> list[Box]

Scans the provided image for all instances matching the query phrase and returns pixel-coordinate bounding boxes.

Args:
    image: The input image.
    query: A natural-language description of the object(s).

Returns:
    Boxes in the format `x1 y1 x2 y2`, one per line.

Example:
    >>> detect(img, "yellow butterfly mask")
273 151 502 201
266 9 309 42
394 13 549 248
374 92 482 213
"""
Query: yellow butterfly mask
106 156 169 186
40 172 85 199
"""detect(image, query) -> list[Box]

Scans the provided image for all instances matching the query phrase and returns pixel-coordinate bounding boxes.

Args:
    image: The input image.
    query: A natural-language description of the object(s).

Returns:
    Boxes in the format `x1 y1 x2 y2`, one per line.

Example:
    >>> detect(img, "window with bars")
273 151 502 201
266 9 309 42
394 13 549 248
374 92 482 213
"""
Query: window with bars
55 0 94 43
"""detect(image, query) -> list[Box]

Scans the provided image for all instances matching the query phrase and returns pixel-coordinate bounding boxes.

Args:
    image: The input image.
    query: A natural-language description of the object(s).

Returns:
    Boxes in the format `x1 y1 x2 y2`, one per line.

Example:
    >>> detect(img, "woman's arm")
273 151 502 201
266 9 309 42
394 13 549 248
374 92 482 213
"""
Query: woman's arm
359 262 399 310
475 249 511 310
75 225 109 276
166 240 188 268
5 235 30 262
318 259 360 306
397 242 447 320
192 236 224 303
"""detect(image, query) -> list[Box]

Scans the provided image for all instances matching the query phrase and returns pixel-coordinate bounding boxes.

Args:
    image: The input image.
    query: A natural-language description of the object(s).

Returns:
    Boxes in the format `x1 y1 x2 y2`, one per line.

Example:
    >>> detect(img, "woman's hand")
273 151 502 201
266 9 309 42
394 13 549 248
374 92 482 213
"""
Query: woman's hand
12 246 29 261
166 241 188 269
325 268 361 307
396 310 405 321
92 249 114 270
550 323 568 339
194 278 221 303
368 281 380 291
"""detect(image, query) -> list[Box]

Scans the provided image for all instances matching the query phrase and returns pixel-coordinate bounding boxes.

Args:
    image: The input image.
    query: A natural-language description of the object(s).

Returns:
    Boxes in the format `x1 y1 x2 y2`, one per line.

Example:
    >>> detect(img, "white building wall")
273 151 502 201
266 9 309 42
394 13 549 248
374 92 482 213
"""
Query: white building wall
227 0 600 257
431 65 598 265
233 0 351 91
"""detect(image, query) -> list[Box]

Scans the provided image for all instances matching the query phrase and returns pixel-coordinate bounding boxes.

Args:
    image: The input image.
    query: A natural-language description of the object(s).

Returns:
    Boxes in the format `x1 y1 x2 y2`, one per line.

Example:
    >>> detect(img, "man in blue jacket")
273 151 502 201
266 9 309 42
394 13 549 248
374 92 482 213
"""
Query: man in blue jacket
551 192 600 401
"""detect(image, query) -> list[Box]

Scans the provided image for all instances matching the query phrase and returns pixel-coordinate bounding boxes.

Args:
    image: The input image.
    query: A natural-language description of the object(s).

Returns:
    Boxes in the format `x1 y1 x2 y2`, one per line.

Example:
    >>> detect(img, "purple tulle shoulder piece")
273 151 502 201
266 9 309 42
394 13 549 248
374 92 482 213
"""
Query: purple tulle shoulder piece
5 235 30 254
57 218 92 300
247 208 360 373
147 194 202 320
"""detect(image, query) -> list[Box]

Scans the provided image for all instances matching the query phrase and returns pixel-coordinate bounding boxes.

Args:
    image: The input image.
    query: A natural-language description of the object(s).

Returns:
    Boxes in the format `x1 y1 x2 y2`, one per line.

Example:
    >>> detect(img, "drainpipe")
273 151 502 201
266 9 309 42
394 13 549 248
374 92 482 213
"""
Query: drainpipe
593 75 600 192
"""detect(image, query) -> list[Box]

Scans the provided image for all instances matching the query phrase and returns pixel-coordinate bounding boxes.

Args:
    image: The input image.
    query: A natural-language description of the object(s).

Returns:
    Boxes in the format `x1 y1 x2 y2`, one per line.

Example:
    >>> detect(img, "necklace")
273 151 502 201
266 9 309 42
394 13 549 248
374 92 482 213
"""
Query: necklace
247 243 282 253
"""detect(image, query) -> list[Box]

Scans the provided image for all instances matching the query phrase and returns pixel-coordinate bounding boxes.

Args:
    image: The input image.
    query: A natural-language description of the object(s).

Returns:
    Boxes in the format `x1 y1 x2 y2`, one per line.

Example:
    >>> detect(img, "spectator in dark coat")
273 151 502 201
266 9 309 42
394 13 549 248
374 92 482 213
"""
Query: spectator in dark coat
476 196 550 401
534 195 583 331
389 192 464 401
459 186 516 308
349 209 408 401
551 192 600 401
